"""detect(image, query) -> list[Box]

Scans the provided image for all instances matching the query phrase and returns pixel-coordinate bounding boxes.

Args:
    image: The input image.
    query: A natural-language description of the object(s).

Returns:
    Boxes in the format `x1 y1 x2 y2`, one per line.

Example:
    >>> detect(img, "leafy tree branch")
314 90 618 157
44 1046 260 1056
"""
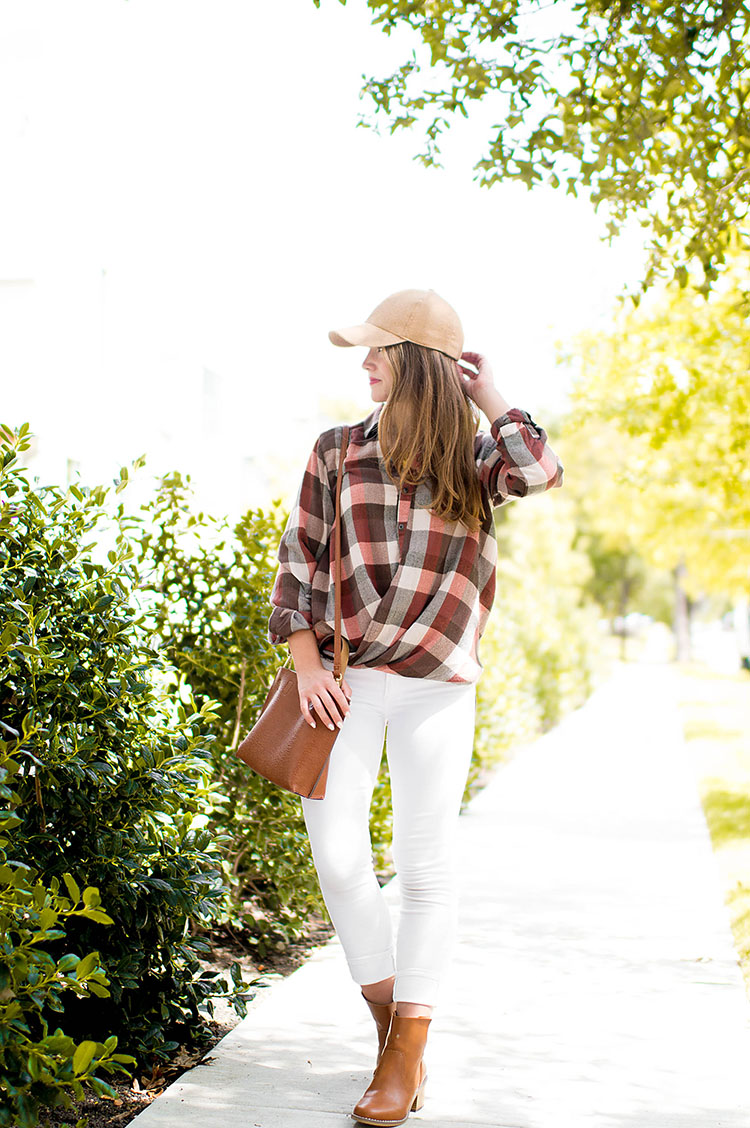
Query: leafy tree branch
320 0 750 293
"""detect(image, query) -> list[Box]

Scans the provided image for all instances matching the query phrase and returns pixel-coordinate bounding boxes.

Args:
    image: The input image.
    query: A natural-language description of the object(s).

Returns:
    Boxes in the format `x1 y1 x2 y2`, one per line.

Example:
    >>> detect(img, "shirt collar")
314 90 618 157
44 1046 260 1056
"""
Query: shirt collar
362 405 383 439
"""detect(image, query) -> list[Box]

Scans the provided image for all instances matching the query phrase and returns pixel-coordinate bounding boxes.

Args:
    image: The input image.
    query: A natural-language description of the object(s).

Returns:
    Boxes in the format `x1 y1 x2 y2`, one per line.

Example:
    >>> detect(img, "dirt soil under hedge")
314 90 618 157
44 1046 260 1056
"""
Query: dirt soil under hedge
45 915 335 1128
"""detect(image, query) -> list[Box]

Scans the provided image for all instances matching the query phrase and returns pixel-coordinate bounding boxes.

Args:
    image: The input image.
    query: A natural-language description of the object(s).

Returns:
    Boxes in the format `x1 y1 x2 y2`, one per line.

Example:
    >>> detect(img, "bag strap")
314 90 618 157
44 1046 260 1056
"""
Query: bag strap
332 426 350 686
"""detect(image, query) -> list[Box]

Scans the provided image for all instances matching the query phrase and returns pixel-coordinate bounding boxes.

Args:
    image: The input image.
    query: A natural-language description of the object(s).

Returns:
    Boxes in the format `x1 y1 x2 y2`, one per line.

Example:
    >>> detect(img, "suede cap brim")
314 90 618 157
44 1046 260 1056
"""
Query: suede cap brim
328 323 405 349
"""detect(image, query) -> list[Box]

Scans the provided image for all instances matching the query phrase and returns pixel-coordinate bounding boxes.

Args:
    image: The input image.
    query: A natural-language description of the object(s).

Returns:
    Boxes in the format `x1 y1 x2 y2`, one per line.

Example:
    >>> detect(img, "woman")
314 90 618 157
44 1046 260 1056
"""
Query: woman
267 288 563 1125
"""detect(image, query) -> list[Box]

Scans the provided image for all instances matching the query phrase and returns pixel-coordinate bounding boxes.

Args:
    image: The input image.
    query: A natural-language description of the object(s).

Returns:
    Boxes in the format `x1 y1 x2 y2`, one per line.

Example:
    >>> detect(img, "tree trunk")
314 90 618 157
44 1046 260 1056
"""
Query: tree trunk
618 564 635 662
673 560 691 662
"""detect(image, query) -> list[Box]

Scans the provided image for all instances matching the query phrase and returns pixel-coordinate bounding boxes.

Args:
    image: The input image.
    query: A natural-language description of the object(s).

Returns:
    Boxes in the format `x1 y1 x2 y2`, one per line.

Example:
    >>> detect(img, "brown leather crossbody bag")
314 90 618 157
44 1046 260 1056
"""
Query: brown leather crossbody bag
235 426 350 799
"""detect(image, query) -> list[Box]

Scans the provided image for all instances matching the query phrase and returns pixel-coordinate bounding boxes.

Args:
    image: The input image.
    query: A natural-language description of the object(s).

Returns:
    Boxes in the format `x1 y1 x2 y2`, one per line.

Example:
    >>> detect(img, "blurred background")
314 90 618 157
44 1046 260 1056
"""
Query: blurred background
1 0 748 666
1 0 646 508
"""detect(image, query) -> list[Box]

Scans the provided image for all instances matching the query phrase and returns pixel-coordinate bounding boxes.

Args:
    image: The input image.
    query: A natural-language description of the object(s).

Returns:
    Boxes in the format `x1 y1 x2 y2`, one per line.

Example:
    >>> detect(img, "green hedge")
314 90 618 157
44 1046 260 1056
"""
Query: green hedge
0 426 247 1077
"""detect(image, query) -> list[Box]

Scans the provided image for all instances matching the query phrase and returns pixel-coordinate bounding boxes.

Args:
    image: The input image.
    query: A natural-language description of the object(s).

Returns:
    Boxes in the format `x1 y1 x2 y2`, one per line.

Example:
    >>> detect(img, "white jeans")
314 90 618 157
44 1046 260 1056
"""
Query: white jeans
301 659 476 1007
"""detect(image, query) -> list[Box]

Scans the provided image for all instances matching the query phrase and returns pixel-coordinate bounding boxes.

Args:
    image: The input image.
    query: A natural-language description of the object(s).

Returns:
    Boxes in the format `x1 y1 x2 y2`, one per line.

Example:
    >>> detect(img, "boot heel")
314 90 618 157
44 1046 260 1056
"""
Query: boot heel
411 1077 427 1112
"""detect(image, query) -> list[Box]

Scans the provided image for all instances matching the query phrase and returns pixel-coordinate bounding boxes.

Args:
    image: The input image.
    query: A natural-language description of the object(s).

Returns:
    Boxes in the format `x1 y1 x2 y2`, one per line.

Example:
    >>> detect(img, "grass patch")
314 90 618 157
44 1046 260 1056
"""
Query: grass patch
674 661 750 998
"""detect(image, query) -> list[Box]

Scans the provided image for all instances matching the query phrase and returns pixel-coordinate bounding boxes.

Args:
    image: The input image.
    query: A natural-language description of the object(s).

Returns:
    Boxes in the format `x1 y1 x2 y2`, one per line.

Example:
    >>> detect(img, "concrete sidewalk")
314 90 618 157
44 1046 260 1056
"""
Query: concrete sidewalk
132 661 750 1127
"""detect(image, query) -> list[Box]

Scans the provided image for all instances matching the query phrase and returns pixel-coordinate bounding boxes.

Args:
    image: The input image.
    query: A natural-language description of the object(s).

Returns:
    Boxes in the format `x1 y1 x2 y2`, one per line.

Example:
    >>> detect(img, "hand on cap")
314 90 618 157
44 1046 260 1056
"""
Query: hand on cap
457 351 495 405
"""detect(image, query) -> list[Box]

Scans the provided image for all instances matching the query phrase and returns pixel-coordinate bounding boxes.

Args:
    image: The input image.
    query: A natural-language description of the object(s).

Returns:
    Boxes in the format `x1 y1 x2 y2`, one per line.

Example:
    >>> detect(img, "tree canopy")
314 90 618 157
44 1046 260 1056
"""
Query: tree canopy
322 0 750 293
561 260 750 596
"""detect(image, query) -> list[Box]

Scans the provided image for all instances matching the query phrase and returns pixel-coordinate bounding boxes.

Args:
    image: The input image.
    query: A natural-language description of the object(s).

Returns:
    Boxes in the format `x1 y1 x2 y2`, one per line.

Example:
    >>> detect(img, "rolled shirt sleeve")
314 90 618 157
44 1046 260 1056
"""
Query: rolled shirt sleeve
475 408 564 508
267 437 334 645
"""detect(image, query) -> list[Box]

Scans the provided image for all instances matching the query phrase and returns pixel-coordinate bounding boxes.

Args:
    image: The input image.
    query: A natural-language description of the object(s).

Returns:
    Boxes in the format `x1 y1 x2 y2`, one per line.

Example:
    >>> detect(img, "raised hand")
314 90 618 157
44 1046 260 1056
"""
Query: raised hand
457 352 511 420
457 351 495 405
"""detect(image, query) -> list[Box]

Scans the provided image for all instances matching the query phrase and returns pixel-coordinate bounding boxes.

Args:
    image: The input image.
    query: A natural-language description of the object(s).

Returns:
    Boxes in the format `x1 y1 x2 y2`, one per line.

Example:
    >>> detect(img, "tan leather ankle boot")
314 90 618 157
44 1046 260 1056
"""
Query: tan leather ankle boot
362 991 397 1065
352 1014 430 1126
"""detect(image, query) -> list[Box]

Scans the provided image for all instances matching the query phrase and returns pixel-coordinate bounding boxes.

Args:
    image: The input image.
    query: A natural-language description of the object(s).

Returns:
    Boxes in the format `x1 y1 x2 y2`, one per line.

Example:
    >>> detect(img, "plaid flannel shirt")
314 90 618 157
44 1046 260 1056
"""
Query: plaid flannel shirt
268 405 563 683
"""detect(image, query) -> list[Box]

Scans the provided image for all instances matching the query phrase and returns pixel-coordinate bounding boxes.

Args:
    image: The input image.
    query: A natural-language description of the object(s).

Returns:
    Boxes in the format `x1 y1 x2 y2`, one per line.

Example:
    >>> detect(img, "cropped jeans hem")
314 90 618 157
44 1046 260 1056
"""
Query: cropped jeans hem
394 973 441 1008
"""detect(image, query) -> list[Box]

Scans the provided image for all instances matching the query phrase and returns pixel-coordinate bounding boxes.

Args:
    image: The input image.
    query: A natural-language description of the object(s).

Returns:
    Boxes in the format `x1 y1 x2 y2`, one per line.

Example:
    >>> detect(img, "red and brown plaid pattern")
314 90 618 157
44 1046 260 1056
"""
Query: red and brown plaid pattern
268 406 563 683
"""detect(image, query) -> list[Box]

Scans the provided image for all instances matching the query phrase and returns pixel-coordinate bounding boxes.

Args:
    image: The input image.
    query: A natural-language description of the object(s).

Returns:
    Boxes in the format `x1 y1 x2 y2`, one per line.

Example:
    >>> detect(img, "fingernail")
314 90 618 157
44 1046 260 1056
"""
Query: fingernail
336 720 343 728
328 723 334 731
310 721 316 729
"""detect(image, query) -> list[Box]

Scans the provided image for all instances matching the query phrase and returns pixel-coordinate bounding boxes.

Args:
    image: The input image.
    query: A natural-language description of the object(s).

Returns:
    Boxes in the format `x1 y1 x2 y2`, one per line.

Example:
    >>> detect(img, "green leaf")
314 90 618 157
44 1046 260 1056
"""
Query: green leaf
82 886 101 908
46 1033 76 1054
38 906 58 930
89 1076 116 1098
86 981 111 997
72 1040 97 1075
79 907 114 924
63 873 81 904
75 952 99 980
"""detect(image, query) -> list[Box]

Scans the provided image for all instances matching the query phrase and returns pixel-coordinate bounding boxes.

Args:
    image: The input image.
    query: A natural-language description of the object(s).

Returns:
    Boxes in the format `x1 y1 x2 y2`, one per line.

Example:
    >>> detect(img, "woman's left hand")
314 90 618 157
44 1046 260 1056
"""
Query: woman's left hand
457 351 495 406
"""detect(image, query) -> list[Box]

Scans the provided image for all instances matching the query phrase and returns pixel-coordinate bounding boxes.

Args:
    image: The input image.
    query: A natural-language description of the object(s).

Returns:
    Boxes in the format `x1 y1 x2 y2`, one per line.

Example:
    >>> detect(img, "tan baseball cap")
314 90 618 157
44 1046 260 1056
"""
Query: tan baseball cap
328 288 464 361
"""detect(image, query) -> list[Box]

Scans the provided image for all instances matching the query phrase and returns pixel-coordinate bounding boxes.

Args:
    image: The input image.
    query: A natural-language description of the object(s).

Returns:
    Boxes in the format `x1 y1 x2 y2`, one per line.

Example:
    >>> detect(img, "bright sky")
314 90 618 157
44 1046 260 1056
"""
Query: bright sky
1 0 647 514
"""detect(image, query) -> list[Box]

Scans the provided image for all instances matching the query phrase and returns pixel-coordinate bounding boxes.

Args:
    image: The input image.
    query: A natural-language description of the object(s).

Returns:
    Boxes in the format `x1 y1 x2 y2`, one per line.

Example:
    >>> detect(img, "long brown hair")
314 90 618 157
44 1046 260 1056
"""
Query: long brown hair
377 341 489 533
